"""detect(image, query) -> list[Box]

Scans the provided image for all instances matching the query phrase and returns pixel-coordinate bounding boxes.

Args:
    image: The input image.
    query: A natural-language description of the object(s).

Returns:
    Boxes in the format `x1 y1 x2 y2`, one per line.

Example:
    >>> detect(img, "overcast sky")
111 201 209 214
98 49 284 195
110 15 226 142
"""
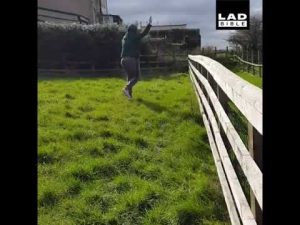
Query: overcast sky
107 0 262 48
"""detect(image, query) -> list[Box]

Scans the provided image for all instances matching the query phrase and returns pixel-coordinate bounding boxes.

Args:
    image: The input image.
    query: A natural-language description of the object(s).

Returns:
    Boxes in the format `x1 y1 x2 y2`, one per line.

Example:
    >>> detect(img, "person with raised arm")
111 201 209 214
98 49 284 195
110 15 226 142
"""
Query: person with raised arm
120 16 152 99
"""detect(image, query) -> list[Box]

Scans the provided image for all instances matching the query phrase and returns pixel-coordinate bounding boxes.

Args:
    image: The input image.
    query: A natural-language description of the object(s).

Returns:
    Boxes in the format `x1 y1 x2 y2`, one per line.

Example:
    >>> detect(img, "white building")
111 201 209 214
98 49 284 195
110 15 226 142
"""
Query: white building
38 0 121 25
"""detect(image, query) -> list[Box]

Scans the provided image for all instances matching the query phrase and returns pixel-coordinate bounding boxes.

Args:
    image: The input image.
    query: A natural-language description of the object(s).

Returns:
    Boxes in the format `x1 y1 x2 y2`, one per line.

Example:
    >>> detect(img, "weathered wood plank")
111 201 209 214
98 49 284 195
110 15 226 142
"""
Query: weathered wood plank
189 62 262 209
248 123 263 225
188 55 262 134
234 55 263 67
189 69 257 225
189 68 242 225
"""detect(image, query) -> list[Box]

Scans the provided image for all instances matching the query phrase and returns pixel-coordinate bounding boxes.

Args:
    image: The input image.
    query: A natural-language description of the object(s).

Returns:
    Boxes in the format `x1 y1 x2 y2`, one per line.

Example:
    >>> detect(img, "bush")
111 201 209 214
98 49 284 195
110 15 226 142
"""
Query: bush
38 22 196 70
38 22 127 69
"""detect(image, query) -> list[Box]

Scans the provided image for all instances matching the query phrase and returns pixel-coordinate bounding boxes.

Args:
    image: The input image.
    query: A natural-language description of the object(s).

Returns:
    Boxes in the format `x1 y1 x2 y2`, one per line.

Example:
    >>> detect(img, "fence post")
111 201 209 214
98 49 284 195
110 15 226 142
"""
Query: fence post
206 69 209 83
156 51 159 68
247 49 250 73
252 50 255 75
217 86 229 127
241 48 244 60
241 49 244 71
214 47 217 58
248 123 263 225
226 46 229 57
259 66 262 77
77 15 82 24
172 49 176 65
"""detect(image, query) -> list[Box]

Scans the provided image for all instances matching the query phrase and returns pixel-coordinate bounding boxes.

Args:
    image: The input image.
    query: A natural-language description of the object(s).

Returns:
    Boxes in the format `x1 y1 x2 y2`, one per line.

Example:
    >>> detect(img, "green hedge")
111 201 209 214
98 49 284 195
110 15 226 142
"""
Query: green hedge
38 22 152 69
38 22 197 70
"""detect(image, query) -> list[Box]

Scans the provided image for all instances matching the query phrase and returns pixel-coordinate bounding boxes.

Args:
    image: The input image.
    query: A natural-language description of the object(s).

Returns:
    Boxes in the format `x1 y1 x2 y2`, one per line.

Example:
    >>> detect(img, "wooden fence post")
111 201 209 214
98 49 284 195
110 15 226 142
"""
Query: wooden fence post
248 123 263 225
216 85 233 152
172 49 176 65
214 47 217 58
217 86 229 129
247 49 250 73
241 48 244 60
226 46 229 57
241 49 244 71
259 66 262 77
252 50 255 75
156 51 159 68
259 50 263 77
206 69 210 83
77 15 82 24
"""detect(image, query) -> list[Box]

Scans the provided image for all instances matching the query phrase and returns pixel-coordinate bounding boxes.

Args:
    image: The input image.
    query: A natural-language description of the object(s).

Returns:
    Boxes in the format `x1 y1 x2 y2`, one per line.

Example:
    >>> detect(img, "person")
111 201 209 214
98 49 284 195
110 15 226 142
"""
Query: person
120 17 152 99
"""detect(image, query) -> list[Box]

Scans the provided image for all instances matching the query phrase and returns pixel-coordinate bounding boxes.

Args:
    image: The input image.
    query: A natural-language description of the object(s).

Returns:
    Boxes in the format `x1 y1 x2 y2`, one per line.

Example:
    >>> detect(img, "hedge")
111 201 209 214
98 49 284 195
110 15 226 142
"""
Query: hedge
38 22 153 69
38 22 198 70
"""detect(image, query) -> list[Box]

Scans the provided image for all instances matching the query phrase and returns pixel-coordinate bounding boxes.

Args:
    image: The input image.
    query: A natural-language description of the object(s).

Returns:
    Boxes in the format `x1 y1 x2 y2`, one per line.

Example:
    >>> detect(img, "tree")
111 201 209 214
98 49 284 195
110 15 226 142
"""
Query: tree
227 16 262 51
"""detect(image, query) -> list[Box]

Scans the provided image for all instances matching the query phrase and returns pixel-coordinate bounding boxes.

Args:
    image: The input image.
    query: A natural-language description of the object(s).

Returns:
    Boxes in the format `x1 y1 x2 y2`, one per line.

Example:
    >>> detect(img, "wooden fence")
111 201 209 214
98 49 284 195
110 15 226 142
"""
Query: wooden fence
200 47 263 77
233 55 263 77
188 55 262 225
38 54 188 76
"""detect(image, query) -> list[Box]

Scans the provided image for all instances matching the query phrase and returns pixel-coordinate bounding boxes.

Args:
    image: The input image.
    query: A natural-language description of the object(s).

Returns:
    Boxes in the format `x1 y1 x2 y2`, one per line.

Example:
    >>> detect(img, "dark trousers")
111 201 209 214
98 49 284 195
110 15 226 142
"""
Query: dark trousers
121 57 140 92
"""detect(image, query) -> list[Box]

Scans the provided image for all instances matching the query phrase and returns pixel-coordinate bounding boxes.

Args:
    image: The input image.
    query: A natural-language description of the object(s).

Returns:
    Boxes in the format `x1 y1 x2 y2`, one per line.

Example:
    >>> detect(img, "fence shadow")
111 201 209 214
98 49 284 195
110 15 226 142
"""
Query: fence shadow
135 98 172 114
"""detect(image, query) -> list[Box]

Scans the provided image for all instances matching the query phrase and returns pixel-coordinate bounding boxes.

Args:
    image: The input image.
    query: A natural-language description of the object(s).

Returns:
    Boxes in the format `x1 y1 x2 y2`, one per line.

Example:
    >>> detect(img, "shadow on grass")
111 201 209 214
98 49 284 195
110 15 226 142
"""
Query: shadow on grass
135 98 203 126
136 98 171 114
141 72 188 81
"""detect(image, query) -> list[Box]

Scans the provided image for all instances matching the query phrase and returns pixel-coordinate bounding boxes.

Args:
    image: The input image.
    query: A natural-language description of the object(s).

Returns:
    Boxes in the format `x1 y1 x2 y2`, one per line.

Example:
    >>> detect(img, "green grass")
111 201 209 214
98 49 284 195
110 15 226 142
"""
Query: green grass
232 69 262 89
38 73 230 225
215 56 262 89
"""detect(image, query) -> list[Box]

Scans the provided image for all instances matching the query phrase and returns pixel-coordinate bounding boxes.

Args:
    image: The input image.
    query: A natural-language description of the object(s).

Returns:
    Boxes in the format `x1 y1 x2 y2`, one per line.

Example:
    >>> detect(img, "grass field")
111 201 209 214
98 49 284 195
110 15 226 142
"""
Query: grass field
232 70 262 89
38 73 230 225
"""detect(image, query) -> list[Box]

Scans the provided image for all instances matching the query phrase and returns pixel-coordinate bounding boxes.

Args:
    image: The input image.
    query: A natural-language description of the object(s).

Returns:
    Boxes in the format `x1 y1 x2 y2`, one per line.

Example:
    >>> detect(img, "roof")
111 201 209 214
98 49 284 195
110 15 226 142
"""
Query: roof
141 24 187 31
102 14 122 20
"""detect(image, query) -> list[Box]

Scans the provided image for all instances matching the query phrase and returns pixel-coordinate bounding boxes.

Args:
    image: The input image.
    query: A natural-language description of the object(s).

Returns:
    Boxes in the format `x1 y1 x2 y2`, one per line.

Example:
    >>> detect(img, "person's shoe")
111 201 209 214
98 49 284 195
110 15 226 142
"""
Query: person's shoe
123 88 132 99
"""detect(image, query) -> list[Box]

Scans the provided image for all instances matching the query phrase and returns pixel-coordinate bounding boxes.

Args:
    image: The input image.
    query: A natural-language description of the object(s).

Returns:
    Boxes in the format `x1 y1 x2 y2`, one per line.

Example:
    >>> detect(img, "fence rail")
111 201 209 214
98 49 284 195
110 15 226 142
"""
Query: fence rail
200 46 263 77
233 55 263 77
188 55 262 225
37 54 188 76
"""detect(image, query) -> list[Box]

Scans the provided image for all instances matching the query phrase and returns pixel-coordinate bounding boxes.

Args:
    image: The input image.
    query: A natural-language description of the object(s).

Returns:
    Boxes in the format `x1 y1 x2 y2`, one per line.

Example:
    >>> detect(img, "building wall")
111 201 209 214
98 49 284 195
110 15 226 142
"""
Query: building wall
100 0 108 14
38 0 108 23
145 27 201 48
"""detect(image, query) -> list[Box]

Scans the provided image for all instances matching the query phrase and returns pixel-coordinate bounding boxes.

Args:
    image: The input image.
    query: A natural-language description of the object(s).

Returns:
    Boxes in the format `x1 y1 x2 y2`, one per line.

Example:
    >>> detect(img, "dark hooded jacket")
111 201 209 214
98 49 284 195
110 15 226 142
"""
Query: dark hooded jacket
121 23 152 58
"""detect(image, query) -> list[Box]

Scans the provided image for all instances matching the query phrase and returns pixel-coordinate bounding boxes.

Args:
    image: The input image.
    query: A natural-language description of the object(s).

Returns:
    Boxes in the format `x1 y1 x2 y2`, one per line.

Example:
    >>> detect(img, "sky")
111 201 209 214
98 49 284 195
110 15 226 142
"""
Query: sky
107 0 262 49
